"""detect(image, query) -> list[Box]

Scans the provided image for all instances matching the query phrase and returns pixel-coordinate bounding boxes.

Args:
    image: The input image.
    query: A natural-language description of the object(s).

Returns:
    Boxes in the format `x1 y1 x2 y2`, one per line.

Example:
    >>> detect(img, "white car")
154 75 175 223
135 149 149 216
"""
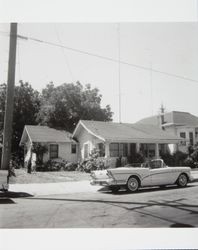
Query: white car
90 159 193 193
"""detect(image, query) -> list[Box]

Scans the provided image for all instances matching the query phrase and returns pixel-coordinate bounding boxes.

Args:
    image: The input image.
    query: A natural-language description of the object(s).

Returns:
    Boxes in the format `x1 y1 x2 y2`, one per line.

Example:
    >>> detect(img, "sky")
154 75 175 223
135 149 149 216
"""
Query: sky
1 22 198 123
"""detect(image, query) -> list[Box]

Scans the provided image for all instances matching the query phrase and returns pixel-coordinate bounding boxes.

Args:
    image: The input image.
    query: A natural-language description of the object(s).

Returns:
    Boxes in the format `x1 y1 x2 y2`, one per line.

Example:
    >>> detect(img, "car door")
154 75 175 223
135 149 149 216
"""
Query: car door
150 160 171 186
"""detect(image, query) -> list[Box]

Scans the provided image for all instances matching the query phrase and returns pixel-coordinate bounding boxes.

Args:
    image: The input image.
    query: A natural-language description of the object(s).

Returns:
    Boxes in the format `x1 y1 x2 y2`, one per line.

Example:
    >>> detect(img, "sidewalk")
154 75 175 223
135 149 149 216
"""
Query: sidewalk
7 170 198 197
9 180 100 196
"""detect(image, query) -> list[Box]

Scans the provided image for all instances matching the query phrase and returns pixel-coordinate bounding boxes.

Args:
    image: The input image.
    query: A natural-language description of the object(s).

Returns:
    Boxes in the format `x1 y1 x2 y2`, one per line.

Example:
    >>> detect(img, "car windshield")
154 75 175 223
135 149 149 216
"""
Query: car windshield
141 159 165 169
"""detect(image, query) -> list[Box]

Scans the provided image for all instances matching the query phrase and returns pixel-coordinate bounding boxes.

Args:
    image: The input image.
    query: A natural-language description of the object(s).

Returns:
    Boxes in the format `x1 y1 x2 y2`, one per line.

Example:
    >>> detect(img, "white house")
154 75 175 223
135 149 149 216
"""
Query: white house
72 120 183 166
137 111 198 153
20 125 78 166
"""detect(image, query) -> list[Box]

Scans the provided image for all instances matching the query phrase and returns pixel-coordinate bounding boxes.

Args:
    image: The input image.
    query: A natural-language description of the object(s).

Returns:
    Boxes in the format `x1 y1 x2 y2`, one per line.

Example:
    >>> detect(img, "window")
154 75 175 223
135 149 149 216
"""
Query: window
49 144 58 159
84 144 89 159
110 143 119 157
180 132 186 146
119 143 128 157
109 143 128 157
180 132 186 138
98 143 105 157
71 144 76 154
189 132 194 145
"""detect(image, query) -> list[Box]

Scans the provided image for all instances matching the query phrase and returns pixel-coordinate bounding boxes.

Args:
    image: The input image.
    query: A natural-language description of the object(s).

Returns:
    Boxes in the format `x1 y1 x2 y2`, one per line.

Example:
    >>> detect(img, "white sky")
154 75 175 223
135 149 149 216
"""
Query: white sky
1 22 198 123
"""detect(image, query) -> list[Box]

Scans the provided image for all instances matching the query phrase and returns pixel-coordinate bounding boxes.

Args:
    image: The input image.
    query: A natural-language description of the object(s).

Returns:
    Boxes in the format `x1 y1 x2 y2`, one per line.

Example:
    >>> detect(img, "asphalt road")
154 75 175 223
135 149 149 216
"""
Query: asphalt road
1 182 198 228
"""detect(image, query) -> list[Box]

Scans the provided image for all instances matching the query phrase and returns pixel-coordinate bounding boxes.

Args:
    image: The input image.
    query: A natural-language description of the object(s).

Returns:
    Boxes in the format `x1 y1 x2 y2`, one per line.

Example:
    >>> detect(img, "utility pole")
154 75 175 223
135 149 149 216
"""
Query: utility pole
117 23 121 123
1 23 17 170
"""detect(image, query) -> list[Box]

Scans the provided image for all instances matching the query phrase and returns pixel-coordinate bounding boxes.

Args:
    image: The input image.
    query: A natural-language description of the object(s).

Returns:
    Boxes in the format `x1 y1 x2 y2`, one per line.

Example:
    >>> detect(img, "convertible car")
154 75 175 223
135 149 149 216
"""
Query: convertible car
90 159 193 192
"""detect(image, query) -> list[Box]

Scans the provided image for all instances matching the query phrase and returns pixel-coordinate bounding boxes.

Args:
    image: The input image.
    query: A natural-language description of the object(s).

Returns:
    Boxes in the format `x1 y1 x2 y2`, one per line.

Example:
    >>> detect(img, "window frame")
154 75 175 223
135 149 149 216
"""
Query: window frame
71 144 77 154
49 144 59 159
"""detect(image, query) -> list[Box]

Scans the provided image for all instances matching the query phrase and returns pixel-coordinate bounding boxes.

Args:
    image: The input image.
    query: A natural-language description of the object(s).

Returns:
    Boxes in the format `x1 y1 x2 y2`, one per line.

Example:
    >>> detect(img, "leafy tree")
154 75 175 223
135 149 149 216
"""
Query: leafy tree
0 81 41 160
37 82 113 132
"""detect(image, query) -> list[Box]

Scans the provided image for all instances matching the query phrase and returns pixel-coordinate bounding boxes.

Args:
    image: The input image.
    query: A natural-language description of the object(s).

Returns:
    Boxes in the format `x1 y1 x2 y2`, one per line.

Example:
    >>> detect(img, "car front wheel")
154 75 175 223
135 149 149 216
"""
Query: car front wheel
177 174 188 187
127 176 139 192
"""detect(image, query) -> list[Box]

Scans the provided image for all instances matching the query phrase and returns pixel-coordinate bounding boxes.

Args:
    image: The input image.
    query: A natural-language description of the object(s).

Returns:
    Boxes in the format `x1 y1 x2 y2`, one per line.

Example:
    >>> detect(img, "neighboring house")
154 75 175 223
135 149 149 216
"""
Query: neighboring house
20 125 78 166
72 120 183 166
137 111 198 153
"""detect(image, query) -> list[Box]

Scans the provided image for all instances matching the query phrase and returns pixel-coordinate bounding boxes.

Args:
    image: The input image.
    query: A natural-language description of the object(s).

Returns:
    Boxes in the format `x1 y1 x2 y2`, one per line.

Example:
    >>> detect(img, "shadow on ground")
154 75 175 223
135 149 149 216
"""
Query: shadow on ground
0 198 15 204
98 184 195 195
0 191 33 198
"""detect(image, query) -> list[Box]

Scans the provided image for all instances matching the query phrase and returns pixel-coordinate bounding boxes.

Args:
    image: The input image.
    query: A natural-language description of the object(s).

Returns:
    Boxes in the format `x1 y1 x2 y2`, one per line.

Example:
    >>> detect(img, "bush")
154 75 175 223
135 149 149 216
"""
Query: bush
161 151 188 166
36 158 78 171
127 152 145 164
184 144 198 168
78 148 107 173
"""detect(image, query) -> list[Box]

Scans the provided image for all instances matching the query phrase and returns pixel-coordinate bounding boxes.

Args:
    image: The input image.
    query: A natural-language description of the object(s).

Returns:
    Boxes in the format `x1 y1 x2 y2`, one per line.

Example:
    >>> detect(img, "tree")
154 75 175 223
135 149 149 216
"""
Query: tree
0 81 41 161
37 82 113 132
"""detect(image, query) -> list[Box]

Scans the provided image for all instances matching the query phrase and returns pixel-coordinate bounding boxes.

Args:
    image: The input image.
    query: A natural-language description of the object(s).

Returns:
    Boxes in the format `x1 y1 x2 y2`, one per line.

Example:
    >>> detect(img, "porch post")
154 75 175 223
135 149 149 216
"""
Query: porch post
136 143 140 153
155 143 160 159
105 141 110 158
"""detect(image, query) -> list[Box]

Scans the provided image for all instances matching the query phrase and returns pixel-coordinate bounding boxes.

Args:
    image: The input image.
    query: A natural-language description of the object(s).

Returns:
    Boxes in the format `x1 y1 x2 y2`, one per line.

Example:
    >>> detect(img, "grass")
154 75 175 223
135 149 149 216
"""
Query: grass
0 169 90 184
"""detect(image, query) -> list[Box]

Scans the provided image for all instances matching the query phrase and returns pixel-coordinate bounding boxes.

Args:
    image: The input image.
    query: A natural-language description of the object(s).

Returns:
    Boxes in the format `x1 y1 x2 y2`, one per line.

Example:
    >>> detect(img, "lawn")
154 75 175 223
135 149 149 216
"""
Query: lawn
0 169 90 184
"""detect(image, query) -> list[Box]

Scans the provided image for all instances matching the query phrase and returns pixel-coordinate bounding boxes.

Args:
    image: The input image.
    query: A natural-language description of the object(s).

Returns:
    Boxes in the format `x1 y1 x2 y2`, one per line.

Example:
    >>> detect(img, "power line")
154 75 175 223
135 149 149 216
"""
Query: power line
15 33 198 84
53 25 75 82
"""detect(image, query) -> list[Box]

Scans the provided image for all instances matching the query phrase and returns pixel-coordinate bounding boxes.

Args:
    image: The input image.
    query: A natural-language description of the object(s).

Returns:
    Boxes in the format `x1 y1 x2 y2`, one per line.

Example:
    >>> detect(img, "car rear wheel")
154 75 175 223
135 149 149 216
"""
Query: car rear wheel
177 173 188 187
127 176 139 192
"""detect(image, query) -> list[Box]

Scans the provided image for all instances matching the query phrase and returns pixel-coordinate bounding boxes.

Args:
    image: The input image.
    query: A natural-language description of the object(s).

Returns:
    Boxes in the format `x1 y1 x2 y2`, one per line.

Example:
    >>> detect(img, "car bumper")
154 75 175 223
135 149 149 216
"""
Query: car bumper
90 178 117 186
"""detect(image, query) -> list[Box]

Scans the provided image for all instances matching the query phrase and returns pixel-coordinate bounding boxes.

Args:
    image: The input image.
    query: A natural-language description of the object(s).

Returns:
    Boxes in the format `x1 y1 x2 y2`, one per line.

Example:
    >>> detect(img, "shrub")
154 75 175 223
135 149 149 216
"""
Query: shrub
184 144 198 168
161 151 188 166
127 152 145 164
78 148 107 173
36 158 78 172
63 162 78 171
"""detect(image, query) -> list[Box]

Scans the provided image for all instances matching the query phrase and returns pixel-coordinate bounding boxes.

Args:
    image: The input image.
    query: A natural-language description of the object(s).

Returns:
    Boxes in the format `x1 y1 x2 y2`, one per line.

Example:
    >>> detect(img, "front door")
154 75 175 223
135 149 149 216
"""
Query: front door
130 143 136 162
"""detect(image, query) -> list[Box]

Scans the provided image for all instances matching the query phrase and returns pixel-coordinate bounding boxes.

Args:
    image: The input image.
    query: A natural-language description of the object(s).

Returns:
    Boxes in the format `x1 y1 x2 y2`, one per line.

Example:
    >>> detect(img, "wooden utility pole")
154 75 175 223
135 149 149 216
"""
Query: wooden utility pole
1 23 17 170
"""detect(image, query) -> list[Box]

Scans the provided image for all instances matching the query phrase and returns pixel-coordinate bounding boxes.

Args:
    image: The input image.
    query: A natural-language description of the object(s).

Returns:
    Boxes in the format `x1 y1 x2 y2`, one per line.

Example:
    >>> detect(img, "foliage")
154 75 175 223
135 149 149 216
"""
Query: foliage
36 82 113 132
77 148 107 173
127 152 145 164
161 151 188 166
36 158 78 172
0 81 41 164
184 144 198 168
32 142 48 165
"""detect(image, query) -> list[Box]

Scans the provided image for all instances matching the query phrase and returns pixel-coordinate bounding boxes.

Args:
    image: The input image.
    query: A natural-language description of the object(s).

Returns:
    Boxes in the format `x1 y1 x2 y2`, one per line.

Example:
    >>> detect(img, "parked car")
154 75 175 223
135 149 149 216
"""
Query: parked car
90 159 193 193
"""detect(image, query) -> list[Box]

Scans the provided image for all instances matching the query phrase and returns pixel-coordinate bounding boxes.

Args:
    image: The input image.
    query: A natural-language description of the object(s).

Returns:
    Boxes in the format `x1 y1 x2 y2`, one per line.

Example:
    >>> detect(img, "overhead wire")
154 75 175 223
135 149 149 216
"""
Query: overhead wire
53 24 75 83
0 31 196 84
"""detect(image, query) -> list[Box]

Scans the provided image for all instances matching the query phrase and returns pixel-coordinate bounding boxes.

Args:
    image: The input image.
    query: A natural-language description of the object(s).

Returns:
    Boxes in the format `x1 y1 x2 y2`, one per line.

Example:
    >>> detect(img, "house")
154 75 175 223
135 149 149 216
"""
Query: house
137 111 198 153
20 125 78 166
72 120 183 166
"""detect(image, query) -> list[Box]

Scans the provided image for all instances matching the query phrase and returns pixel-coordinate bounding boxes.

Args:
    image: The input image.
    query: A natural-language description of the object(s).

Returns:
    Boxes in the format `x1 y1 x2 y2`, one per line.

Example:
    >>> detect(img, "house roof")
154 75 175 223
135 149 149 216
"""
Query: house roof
137 111 198 127
73 120 182 143
20 125 76 146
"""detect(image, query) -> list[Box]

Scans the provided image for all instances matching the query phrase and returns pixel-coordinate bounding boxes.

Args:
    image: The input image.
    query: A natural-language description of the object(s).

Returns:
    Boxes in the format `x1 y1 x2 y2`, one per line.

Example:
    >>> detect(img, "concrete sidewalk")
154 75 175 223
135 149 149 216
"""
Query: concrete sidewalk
9 180 100 196
8 170 198 197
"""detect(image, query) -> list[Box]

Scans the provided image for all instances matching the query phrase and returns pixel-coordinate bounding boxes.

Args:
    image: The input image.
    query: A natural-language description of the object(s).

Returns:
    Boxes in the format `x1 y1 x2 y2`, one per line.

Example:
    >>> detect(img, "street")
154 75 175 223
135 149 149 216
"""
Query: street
1 182 198 228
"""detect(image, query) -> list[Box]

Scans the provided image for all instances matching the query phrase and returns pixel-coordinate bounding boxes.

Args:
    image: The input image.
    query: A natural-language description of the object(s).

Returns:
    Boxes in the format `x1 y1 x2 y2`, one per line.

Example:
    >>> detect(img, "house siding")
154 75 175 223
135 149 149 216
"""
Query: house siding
164 125 196 153
77 129 103 160
43 142 78 163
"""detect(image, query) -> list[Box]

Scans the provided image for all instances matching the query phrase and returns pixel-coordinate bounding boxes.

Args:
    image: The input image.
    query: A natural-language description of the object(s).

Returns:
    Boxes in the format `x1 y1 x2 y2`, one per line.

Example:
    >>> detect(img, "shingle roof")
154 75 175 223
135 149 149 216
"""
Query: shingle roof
73 120 182 143
137 111 198 127
20 125 75 145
